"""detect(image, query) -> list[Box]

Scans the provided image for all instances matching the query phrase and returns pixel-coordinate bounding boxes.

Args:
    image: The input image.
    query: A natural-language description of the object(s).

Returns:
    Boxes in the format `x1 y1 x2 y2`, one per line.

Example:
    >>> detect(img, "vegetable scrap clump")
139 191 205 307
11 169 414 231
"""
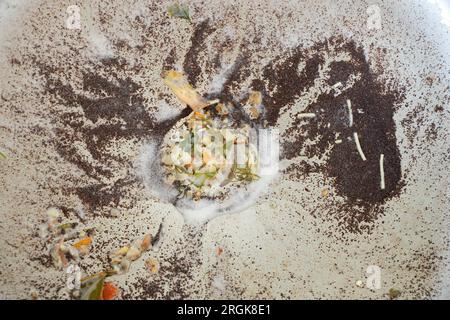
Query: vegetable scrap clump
107 233 152 275
161 110 260 200
79 272 118 300
145 258 159 274
40 207 94 269
162 70 261 201
242 91 263 120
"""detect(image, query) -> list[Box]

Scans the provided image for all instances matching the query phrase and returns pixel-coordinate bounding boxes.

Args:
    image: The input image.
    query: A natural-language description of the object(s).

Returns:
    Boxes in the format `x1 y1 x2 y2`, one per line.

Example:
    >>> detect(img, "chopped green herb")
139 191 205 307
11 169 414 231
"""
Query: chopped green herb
175 165 187 174
230 164 260 182
57 222 78 234
194 171 217 179
0 151 6 159
168 4 191 22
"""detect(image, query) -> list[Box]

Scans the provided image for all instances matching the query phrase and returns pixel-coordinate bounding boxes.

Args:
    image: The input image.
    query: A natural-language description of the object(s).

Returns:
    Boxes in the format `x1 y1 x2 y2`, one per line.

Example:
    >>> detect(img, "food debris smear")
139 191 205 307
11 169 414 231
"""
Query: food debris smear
161 70 261 202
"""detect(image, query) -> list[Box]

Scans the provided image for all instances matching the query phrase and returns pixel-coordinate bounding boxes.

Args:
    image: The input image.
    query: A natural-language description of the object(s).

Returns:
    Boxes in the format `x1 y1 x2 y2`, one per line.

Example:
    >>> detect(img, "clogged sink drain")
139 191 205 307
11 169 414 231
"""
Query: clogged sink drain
141 71 278 224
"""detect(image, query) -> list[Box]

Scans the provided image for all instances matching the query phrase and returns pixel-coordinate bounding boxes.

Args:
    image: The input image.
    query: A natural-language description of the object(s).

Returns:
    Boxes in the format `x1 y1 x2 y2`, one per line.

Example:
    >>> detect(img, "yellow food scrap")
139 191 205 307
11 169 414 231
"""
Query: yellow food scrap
125 246 141 261
245 91 262 119
115 246 129 256
321 188 329 198
202 151 213 164
146 258 159 274
164 70 218 111
248 91 262 107
249 107 259 119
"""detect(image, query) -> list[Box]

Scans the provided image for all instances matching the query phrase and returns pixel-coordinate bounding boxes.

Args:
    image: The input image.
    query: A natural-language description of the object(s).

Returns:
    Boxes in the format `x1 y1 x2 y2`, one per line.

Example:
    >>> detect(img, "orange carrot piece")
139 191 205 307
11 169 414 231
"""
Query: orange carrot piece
73 237 92 249
101 282 118 300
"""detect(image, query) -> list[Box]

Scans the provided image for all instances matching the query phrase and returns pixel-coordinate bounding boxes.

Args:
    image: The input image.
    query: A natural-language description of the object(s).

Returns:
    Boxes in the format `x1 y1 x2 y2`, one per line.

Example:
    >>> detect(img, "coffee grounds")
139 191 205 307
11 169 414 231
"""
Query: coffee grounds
33 58 153 211
253 49 324 125
122 225 206 299
183 20 217 86
280 39 403 204
32 27 403 233
211 37 404 233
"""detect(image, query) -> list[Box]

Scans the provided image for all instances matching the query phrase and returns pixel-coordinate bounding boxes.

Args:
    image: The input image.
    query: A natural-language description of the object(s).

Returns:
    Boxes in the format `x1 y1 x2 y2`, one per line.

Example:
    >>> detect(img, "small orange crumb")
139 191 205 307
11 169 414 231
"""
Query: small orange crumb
194 111 205 119
215 103 228 115
102 282 118 300
216 247 223 256
73 237 92 249
141 234 152 251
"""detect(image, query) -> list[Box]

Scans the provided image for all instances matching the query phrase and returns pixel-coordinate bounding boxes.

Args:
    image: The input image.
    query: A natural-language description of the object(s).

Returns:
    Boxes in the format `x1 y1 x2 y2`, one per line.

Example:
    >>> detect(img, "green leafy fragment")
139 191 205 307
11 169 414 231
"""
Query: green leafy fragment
168 4 191 22
0 151 6 159
192 171 217 187
57 222 78 233
230 164 260 182
194 171 217 179
80 272 106 300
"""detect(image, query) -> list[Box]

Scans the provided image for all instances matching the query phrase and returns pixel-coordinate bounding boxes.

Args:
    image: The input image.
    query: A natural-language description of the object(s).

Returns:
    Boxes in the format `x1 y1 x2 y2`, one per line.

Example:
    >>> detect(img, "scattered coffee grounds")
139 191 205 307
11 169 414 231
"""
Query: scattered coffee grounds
75 179 134 212
401 246 444 299
212 53 251 105
33 26 404 233
162 47 177 72
253 49 324 125
209 37 404 233
32 58 155 213
123 225 206 299
183 20 217 86
32 53 195 215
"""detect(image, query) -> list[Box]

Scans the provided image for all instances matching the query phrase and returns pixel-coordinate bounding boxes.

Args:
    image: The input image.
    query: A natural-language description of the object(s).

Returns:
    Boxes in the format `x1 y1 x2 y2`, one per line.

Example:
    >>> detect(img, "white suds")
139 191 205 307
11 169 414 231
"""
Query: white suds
379 154 385 190
155 100 182 122
346 99 353 127
88 31 115 59
297 113 316 118
137 141 178 202
353 132 367 161
75 206 86 220
208 64 235 94
212 275 227 291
